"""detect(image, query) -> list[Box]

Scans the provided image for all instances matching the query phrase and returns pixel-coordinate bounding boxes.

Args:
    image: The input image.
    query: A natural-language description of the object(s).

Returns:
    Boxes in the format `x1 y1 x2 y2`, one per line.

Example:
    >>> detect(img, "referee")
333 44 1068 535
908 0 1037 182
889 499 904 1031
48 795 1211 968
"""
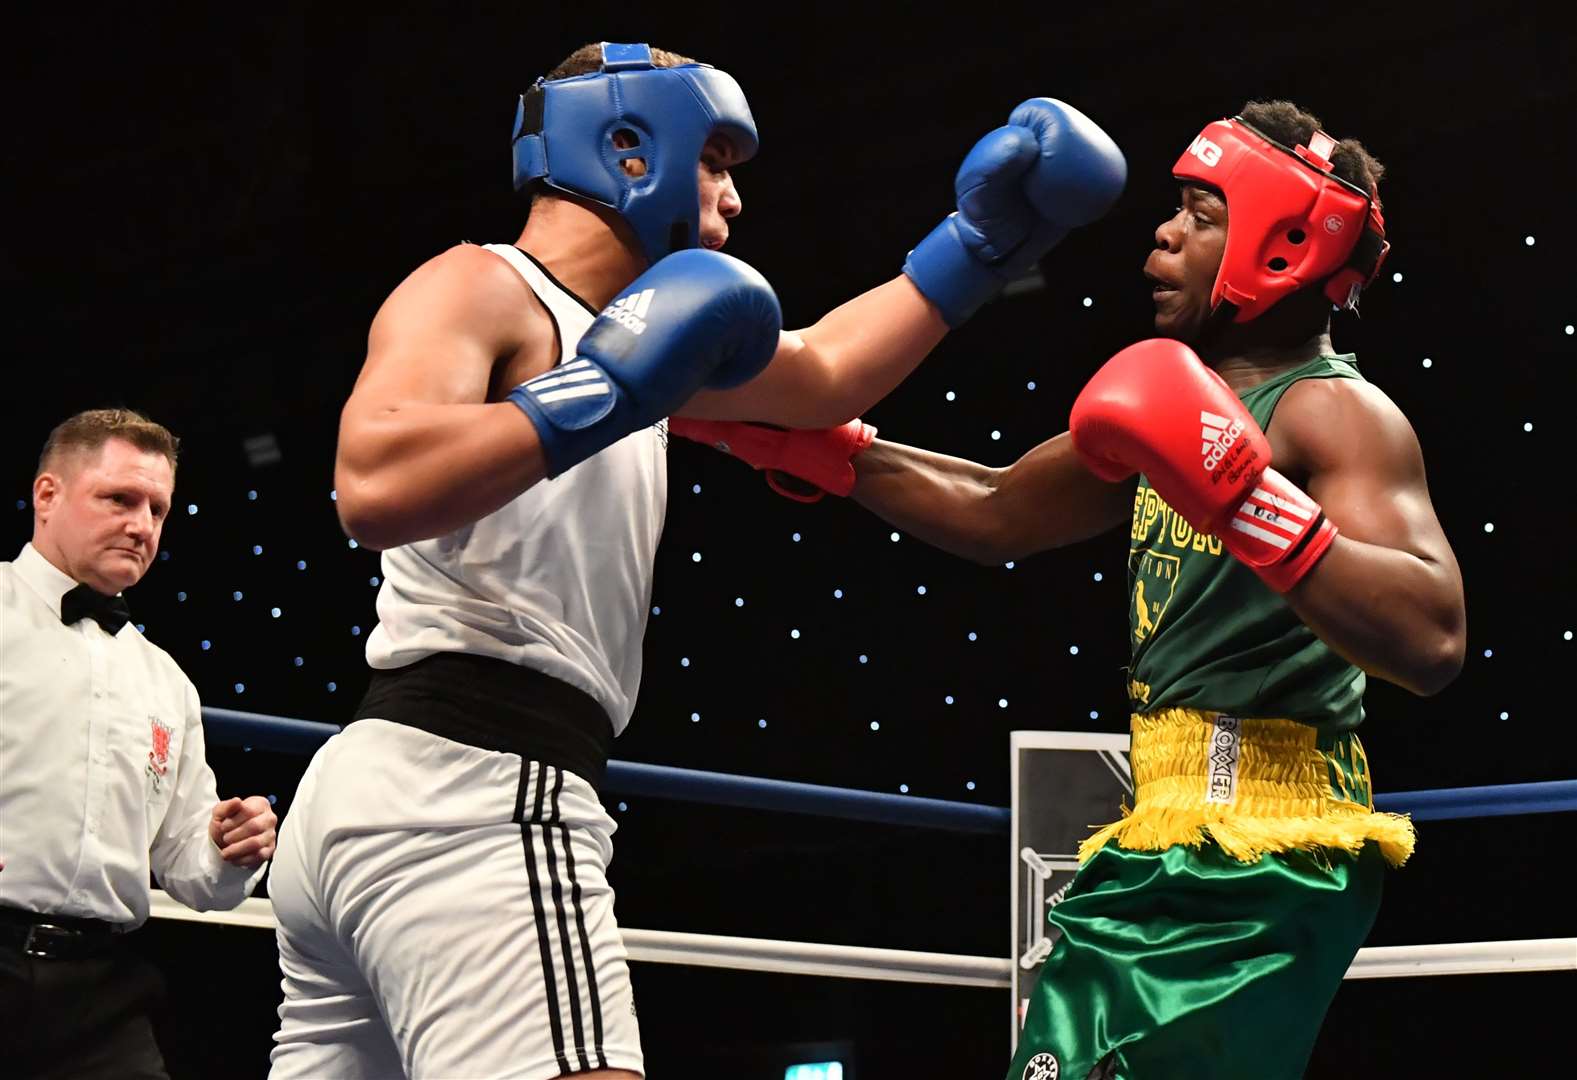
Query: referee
1 409 278 1079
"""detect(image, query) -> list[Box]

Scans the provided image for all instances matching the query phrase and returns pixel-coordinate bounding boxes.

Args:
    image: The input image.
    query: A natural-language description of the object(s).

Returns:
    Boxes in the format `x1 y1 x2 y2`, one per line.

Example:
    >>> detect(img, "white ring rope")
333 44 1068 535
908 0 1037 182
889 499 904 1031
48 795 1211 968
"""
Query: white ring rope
148 893 1574 988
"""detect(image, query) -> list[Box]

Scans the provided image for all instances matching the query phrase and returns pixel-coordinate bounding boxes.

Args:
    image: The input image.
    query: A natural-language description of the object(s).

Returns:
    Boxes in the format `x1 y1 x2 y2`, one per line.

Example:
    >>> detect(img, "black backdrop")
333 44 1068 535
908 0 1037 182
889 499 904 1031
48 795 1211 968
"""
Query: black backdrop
5 3 1573 1077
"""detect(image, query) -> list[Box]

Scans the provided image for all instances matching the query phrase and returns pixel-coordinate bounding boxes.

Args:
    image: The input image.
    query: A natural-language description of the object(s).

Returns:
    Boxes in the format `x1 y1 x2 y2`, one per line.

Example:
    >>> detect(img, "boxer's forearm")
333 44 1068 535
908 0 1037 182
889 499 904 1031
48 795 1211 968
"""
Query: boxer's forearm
791 276 949 421
851 434 1130 563
677 277 947 427
334 401 549 550
1286 536 1466 697
851 440 1006 563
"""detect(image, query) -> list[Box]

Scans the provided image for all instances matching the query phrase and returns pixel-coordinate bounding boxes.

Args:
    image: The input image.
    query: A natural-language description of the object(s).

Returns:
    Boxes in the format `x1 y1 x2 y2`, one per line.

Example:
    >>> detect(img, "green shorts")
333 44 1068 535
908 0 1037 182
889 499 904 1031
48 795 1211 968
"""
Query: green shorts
1006 839 1385 1080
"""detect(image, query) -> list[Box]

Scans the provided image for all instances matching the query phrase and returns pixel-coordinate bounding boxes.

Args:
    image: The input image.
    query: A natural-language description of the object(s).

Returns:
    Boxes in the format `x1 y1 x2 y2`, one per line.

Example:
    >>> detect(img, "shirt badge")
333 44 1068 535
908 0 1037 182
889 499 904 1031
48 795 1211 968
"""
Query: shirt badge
147 716 173 792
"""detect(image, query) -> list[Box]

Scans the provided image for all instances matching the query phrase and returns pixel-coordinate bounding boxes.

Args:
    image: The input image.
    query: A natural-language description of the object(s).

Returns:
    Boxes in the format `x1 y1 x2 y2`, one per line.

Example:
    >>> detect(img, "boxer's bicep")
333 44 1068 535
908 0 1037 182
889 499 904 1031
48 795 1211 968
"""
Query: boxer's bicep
347 245 536 413
1269 379 1466 694
340 248 543 462
334 246 552 548
1275 379 1456 568
352 304 495 411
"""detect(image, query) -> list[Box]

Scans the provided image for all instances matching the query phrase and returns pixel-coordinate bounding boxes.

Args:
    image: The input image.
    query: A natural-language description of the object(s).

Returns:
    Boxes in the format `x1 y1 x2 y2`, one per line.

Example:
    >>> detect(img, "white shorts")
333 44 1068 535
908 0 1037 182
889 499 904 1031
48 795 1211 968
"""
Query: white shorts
268 719 642 1079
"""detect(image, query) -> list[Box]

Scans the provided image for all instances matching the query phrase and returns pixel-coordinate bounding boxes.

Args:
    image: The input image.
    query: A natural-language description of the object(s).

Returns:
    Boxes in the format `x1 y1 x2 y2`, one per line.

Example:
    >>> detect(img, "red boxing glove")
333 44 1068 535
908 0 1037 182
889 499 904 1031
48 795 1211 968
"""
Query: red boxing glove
668 416 877 503
1069 339 1337 593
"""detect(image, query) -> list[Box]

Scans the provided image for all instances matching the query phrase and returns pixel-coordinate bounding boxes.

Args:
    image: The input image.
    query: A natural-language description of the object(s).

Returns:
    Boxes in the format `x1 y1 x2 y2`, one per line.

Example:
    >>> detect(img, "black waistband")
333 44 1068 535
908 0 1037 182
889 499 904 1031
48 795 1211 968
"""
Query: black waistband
351 652 614 788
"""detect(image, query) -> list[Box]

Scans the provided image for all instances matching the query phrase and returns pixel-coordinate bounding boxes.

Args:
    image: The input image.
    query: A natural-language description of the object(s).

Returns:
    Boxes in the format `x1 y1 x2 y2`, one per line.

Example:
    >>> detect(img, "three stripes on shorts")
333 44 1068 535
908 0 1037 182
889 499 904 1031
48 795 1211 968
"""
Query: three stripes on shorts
514 762 609 1075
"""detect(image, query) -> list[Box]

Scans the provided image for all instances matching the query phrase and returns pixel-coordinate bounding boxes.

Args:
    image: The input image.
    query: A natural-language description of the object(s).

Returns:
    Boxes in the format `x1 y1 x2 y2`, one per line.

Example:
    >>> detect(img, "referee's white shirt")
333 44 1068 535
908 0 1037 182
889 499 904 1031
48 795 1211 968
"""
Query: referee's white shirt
0 542 263 928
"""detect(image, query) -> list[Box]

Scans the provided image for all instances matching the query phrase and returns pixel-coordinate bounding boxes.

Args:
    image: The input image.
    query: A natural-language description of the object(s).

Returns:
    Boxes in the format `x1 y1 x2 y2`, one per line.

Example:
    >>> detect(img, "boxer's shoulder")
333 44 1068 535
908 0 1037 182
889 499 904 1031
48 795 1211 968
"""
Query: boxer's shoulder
401 243 550 321
367 244 557 377
1269 371 1415 481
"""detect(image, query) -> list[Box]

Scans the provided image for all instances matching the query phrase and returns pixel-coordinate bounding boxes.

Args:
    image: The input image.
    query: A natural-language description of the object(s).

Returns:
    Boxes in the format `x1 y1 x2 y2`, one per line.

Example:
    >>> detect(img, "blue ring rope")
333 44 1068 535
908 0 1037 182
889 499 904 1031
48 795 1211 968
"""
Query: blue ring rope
202 709 1577 834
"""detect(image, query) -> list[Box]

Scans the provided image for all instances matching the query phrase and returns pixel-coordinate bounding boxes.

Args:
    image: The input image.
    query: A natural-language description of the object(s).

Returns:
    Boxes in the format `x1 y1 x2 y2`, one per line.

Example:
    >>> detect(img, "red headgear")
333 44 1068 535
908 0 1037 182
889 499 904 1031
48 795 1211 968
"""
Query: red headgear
1172 117 1390 323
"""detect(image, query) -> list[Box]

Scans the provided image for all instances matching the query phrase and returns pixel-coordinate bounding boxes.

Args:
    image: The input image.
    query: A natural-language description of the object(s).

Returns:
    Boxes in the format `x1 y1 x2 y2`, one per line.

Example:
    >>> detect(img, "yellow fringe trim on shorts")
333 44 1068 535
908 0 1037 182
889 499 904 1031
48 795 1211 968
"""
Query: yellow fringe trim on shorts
1078 708 1416 867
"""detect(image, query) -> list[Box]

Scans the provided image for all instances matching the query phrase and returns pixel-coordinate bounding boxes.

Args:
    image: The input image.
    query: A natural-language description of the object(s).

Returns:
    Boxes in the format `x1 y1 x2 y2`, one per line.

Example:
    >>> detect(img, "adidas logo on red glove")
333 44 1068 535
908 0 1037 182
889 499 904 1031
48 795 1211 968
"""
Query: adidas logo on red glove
1200 409 1247 477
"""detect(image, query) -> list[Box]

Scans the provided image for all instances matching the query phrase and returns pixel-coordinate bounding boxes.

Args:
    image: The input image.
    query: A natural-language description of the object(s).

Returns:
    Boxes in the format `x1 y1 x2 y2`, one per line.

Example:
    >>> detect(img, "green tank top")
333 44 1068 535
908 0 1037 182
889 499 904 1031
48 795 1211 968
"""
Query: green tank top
1125 354 1365 731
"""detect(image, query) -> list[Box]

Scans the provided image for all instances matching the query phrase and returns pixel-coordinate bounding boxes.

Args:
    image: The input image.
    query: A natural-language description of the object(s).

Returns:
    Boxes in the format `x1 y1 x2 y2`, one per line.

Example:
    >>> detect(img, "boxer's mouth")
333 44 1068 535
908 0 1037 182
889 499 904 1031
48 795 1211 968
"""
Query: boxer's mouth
1144 271 1180 297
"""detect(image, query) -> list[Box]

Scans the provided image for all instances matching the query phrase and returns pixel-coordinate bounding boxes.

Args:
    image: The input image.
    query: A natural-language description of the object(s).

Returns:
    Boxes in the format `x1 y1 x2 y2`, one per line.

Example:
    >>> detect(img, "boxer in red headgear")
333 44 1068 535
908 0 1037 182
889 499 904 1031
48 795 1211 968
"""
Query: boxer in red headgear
675 100 1465 1080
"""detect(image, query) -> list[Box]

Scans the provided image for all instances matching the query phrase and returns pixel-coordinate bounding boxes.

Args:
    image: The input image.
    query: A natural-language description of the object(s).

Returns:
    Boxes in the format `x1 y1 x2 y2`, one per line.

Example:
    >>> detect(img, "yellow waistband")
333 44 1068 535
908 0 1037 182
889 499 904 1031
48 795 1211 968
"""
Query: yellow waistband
1078 708 1415 867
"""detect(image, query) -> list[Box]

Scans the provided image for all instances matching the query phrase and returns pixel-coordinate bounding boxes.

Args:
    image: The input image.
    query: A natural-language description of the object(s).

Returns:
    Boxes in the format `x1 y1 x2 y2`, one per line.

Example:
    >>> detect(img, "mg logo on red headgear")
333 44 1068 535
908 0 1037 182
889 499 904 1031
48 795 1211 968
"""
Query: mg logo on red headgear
1187 135 1223 167
1324 214 1345 234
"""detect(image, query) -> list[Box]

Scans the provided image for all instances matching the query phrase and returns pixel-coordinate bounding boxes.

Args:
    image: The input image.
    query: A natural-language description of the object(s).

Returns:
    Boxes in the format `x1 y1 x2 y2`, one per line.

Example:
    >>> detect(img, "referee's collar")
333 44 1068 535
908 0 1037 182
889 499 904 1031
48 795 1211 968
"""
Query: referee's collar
13 542 117 619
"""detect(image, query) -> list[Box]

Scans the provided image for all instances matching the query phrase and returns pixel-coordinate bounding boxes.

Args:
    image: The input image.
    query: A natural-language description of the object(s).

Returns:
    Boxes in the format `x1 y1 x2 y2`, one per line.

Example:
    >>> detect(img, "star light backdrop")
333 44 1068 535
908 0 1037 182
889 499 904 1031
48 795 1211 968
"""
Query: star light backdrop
5 4 1572 1077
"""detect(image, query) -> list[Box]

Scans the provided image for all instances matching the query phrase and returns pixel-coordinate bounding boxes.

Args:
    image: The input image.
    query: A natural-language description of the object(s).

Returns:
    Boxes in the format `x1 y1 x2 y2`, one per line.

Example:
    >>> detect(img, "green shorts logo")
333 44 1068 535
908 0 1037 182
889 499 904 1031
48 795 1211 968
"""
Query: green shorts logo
1023 1052 1059 1080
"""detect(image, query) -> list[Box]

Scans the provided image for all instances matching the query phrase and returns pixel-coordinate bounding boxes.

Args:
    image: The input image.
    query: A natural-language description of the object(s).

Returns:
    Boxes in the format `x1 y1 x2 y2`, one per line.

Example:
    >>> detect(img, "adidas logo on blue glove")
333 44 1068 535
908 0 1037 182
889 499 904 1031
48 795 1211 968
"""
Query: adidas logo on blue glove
601 288 656 335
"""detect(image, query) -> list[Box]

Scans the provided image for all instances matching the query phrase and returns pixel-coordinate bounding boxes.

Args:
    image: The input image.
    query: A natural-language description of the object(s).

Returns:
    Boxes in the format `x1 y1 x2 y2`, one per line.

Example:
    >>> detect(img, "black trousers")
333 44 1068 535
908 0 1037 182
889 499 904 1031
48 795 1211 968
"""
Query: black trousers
0 936 169 1080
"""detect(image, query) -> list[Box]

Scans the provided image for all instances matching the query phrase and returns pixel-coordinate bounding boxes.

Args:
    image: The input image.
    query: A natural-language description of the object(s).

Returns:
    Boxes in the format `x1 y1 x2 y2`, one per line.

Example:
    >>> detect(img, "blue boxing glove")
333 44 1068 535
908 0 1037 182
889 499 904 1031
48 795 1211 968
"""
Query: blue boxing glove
510 249 782 476
904 98 1127 327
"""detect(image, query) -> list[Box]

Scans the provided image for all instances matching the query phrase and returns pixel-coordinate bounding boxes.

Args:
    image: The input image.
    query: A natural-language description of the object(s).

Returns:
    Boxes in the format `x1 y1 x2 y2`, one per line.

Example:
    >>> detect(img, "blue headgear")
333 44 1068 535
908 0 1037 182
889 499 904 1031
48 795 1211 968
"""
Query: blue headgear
511 42 758 264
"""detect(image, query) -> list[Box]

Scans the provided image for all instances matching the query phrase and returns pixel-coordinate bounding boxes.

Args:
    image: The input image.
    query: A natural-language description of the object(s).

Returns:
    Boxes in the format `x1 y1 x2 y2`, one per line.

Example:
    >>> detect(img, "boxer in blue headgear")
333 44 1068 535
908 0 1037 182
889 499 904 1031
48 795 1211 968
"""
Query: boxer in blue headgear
511 42 759 264
271 38 1126 1080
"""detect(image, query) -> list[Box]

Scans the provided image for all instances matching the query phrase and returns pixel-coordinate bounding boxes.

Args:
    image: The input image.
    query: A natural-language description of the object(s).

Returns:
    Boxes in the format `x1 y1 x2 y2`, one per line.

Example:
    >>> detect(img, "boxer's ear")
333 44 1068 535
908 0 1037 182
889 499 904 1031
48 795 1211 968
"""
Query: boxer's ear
612 130 648 178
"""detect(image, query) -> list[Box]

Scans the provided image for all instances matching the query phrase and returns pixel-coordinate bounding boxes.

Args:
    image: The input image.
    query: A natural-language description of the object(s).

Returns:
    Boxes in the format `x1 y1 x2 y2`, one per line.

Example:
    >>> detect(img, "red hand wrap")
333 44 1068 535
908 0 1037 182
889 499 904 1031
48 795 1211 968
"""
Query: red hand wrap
1219 467 1338 592
668 416 877 502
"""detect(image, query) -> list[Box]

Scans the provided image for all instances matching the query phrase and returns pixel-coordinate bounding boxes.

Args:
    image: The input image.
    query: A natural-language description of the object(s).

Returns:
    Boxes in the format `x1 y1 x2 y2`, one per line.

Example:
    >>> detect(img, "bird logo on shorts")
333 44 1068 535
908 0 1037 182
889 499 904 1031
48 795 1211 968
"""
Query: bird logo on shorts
1023 1051 1060 1080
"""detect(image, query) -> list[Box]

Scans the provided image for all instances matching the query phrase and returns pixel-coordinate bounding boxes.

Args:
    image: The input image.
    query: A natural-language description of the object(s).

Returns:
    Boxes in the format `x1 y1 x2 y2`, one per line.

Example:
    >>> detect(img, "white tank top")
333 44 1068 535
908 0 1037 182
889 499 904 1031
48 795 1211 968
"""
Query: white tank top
364 243 667 736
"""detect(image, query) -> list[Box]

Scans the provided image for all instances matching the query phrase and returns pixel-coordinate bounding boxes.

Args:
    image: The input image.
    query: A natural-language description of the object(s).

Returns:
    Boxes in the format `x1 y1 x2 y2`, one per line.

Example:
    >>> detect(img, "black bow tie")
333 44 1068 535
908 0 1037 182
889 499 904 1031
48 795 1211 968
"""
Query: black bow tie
60 583 132 635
